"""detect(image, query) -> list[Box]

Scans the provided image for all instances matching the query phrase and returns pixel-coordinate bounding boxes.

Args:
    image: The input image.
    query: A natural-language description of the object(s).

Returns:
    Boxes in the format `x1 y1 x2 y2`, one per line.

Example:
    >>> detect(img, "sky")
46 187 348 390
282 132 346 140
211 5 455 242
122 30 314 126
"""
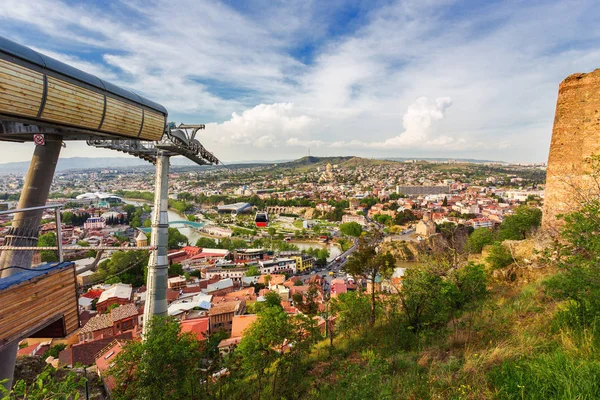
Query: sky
1 0 600 164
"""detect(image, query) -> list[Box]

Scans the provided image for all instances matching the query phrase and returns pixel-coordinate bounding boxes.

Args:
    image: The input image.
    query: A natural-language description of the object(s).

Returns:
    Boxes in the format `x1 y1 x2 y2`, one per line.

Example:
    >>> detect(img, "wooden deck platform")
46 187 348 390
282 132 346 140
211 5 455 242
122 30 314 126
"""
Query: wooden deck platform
0 262 79 349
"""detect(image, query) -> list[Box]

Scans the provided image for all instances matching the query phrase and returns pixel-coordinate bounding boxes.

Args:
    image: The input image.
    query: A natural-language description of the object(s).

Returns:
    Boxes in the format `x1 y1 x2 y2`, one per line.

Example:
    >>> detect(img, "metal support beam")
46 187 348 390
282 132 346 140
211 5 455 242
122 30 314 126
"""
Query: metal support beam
142 153 170 338
0 135 62 390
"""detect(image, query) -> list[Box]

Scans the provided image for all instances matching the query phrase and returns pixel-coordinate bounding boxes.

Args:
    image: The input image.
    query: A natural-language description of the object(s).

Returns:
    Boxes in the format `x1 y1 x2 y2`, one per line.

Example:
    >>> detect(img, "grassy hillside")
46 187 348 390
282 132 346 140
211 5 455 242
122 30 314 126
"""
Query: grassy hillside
300 268 600 399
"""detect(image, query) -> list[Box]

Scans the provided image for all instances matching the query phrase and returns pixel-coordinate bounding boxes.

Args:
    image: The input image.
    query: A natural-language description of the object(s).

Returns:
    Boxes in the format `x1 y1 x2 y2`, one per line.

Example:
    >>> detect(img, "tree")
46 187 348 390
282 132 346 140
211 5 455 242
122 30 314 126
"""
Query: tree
195 237 218 248
398 267 455 333
38 232 58 262
41 343 67 359
94 250 149 286
61 211 75 225
485 243 513 271
339 222 362 237
466 228 495 253
442 196 448 206
394 209 416 225
1 365 86 400
235 299 291 397
268 227 277 237
167 227 189 249
545 199 600 329
373 214 392 226
245 265 260 277
109 316 202 400
293 283 320 315
449 262 489 310
344 231 395 327
235 295 319 398
497 205 542 241
330 291 371 336
169 263 184 276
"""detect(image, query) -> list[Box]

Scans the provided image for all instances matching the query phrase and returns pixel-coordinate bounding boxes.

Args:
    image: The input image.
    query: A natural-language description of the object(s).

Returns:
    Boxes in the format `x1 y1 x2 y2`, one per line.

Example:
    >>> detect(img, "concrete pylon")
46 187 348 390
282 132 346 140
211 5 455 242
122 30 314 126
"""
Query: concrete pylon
0 135 62 390
143 153 170 338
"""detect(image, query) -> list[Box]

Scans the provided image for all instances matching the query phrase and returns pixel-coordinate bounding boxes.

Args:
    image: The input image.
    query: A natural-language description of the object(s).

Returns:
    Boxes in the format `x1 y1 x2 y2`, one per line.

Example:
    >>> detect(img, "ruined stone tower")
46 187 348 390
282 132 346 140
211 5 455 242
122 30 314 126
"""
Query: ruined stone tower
543 69 600 231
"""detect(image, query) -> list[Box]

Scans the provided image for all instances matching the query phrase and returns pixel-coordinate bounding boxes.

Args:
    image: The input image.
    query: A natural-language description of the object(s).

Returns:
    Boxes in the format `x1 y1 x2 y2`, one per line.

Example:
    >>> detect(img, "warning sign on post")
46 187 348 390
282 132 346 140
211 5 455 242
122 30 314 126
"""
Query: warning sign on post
33 134 45 146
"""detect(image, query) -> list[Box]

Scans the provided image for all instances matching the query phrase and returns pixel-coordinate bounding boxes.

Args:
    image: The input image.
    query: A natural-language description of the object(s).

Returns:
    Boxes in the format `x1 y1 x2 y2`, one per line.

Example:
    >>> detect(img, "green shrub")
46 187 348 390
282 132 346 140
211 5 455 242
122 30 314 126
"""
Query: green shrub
486 243 513 270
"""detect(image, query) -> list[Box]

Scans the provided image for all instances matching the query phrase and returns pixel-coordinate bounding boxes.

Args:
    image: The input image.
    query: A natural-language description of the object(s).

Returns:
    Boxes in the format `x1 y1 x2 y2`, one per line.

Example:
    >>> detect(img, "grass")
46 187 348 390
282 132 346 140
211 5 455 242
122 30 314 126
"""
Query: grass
295 270 600 399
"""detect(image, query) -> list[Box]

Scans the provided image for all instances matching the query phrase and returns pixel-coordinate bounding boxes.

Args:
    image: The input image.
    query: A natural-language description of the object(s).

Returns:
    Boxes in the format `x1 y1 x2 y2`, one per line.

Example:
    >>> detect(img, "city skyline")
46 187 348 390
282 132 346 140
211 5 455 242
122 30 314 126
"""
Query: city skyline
1 0 600 163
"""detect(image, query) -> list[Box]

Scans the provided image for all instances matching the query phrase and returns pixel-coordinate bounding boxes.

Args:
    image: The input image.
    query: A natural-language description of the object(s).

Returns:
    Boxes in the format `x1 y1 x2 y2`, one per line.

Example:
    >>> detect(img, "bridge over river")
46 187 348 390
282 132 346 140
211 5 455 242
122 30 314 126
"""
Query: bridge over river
139 220 206 233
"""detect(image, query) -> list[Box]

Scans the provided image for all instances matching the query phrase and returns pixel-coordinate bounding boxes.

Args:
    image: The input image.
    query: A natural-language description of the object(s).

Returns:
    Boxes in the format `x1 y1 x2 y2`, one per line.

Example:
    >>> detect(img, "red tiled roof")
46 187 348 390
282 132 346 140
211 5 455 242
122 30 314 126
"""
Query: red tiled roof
167 289 180 302
17 343 44 357
81 289 104 299
60 332 133 367
180 317 210 341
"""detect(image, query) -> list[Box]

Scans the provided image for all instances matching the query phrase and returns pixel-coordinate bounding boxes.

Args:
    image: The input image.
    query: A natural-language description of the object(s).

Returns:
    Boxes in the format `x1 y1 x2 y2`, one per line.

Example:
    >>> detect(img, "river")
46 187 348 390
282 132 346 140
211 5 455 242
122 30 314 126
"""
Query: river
124 199 207 245
289 241 341 261
124 199 342 258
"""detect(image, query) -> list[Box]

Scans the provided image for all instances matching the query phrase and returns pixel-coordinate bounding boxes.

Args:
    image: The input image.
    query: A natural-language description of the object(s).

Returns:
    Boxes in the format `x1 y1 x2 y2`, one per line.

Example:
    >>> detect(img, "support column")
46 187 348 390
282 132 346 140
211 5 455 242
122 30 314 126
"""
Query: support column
143 153 170 338
0 135 62 390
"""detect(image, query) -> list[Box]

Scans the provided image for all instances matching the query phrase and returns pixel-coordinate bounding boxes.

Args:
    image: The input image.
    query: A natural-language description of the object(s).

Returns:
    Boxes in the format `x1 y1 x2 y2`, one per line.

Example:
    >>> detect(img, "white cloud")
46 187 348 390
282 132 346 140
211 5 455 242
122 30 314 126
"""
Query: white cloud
1 0 600 163
374 97 453 148
204 103 313 149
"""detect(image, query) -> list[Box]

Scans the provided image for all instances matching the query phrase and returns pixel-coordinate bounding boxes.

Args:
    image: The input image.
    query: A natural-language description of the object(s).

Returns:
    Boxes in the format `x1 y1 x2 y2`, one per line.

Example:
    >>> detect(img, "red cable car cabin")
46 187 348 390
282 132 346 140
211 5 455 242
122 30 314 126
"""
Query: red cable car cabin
255 211 268 228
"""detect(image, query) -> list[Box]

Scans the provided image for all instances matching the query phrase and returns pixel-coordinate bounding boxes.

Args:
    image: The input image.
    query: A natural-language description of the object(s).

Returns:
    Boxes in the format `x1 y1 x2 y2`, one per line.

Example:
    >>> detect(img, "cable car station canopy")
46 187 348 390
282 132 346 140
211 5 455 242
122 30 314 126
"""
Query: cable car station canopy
0 35 167 142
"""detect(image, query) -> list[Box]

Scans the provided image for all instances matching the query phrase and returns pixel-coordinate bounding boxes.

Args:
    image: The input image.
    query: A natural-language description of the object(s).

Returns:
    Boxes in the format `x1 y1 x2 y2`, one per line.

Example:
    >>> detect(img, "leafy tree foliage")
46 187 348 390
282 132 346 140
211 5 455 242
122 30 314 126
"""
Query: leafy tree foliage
545 199 600 329
61 211 91 226
373 213 393 226
169 263 184 276
0 365 86 400
466 228 495 253
169 199 195 214
195 237 218 248
340 222 362 237
485 243 513 270
41 344 67 359
344 231 395 326
235 295 320 398
38 232 58 262
497 205 542 241
110 317 202 400
292 283 320 315
245 265 260 277
330 291 371 336
399 263 489 333
302 247 330 266
94 250 150 286
168 227 189 249
394 209 417 225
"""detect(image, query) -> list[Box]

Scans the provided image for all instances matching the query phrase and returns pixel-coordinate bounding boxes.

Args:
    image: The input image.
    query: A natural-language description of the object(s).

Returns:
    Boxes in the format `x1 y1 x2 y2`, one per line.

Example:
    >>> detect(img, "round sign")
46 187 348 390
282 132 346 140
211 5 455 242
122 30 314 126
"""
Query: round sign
33 134 45 146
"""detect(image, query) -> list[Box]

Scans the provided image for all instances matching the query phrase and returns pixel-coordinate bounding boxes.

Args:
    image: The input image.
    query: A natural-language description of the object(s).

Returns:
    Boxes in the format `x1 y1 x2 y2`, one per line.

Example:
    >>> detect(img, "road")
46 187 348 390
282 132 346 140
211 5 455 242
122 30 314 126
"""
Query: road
296 240 358 291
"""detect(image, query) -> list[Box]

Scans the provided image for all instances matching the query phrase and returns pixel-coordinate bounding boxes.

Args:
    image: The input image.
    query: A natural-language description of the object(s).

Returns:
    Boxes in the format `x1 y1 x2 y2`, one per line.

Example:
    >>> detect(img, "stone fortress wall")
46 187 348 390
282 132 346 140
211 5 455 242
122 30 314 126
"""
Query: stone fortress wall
543 69 600 231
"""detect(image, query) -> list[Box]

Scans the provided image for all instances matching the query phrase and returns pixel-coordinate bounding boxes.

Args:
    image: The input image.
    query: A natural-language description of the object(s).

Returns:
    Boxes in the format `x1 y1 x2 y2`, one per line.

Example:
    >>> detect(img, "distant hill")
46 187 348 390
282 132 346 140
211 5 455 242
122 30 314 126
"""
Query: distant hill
0 157 287 174
0 154 505 174
0 157 149 174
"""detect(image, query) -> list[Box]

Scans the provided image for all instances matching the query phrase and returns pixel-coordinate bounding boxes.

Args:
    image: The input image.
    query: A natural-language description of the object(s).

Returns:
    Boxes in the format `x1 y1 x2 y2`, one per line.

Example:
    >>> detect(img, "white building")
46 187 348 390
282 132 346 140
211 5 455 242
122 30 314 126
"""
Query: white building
341 214 367 226
84 217 106 230
259 258 297 275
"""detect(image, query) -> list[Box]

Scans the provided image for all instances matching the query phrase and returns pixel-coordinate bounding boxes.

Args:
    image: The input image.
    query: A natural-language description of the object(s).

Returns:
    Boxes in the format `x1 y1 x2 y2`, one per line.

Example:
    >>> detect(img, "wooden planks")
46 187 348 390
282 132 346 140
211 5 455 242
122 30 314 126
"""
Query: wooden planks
139 109 165 141
0 59 43 117
102 96 143 138
0 58 167 140
41 76 104 129
0 266 78 345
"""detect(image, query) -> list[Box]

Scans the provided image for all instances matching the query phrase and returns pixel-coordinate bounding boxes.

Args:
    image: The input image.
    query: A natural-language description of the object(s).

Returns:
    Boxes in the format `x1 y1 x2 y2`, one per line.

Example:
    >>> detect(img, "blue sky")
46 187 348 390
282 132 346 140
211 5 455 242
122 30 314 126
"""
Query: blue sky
1 0 600 163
